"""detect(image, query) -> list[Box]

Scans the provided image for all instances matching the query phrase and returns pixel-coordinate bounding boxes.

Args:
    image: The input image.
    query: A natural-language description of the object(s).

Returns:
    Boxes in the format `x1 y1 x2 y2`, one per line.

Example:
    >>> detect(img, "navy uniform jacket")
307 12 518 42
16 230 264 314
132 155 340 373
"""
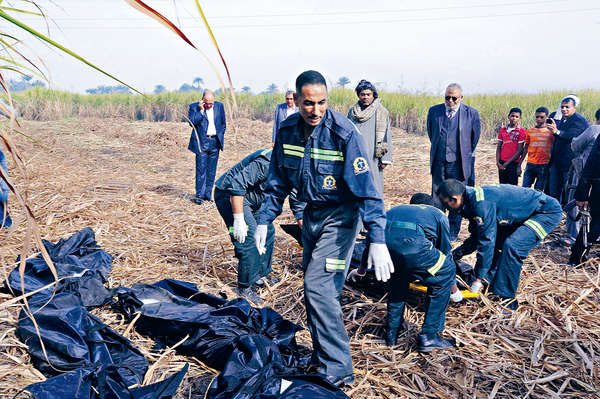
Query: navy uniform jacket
550 112 589 171
575 134 600 202
187 101 227 153
427 103 481 180
256 109 387 243
457 185 555 275
215 149 305 219
387 204 451 255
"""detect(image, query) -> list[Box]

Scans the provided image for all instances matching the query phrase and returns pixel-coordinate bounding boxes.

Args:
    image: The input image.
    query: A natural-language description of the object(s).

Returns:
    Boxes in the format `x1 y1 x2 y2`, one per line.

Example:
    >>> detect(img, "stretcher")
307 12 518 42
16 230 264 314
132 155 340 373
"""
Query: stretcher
409 282 480 298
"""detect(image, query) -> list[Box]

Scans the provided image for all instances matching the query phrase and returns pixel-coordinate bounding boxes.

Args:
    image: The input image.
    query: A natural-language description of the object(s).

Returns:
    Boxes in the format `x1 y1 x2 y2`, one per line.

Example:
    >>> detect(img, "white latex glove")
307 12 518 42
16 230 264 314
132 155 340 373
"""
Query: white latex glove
232 213 247 243
368 243 394 282
347 268 366 282
255 224 268 255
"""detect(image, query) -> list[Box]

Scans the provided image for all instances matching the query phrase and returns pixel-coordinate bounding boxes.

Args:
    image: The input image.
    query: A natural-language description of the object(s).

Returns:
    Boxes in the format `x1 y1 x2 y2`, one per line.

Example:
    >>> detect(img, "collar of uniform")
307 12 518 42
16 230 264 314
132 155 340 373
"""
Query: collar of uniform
462 186 476 213
294 110 332 140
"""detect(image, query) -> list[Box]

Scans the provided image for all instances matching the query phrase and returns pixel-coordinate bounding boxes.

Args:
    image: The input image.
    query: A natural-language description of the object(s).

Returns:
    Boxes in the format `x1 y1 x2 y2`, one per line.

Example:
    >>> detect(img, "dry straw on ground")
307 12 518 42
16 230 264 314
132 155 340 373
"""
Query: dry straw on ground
0 117 598 398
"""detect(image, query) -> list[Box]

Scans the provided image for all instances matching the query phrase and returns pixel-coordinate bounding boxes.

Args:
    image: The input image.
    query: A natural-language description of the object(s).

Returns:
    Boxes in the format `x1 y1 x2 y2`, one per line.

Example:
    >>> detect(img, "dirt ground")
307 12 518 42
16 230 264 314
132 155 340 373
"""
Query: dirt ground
0 117 598 398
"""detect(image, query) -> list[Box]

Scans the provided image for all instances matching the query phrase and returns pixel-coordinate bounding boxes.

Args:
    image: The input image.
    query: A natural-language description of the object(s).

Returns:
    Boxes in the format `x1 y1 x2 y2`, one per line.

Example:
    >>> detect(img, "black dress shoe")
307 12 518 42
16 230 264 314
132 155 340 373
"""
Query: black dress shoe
190 197 203 205
416 333 456 353
323 374 355 388
236 287 263 305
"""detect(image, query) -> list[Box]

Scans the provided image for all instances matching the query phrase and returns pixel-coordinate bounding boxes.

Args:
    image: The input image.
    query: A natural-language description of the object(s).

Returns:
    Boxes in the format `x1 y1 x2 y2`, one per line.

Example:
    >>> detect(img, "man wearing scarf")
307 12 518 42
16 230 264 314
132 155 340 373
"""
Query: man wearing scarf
347 80 392 196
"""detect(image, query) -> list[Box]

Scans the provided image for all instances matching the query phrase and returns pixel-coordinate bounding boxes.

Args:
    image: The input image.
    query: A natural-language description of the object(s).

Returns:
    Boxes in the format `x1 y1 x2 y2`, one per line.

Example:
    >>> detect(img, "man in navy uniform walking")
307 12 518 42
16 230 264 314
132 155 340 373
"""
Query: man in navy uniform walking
255 70 394 387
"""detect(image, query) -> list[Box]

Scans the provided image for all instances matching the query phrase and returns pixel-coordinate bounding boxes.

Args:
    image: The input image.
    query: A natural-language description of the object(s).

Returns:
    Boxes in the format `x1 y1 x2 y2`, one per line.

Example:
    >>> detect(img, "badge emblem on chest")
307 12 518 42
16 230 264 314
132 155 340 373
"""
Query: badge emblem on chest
353 157 369 174
323 175 337 190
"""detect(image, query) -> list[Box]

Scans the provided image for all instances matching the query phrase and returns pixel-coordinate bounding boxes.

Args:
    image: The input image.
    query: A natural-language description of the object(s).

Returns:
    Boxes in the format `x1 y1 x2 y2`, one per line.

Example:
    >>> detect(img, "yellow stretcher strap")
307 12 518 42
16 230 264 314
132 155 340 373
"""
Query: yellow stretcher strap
409 283 480 298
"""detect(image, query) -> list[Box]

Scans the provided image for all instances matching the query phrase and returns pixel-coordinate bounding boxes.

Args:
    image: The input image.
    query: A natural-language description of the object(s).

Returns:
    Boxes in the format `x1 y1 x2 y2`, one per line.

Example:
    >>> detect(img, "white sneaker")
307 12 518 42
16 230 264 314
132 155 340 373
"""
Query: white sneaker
470 280 483 293
450 290 464 303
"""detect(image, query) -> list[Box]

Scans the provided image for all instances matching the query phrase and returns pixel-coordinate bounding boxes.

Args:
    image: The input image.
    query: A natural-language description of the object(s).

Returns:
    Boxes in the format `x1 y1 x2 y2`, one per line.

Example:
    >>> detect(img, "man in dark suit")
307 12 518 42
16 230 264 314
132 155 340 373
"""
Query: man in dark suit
271 90 297 146
547 96 589 203
427 83 481 240
187 90 227 204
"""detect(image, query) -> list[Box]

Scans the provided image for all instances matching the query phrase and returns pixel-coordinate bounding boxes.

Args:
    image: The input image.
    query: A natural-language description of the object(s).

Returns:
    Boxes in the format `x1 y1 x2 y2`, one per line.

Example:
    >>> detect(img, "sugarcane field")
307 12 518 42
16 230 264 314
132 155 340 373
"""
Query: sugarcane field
0 116 597 398
1 1 600 399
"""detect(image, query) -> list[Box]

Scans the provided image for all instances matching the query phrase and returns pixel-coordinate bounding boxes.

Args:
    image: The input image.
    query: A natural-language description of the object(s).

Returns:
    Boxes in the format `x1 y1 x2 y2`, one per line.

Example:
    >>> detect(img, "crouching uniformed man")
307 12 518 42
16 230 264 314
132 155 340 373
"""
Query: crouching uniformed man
255 70 394 387
437 179 562 309
349 193 460 351
214 148 304 305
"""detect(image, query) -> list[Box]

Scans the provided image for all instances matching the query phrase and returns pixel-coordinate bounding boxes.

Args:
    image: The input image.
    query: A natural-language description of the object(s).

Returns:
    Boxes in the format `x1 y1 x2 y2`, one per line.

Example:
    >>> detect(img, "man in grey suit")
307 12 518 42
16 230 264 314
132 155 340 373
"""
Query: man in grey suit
271 90 298 146
427 83 481 240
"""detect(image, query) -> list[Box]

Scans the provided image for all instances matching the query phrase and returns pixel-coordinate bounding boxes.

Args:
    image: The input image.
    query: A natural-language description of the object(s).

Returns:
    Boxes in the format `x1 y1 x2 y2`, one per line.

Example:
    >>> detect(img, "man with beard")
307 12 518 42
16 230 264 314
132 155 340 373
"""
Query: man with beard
347 80 392 196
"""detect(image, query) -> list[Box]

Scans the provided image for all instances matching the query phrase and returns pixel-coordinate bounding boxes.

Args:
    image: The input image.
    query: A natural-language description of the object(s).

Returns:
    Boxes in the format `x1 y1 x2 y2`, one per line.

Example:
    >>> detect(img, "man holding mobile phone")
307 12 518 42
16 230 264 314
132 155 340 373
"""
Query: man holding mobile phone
546 95 589 245
187 90 227 204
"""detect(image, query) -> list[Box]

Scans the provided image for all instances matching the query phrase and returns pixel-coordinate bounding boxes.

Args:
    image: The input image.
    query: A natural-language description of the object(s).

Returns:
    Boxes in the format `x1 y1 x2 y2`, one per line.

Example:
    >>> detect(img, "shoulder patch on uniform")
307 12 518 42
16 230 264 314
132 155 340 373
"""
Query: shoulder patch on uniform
322 175 337 190
474 186 485 201
353 157 369 174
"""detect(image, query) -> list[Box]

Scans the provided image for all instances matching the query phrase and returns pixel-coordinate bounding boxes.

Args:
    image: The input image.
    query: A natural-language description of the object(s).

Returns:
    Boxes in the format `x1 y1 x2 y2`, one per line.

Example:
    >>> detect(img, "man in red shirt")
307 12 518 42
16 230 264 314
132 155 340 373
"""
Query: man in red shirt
496 107 526 185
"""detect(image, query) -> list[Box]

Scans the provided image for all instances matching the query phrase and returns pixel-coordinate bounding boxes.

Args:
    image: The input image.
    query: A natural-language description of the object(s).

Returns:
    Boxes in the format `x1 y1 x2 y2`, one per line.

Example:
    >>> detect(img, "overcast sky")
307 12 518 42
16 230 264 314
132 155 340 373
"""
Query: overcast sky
7 0 600 94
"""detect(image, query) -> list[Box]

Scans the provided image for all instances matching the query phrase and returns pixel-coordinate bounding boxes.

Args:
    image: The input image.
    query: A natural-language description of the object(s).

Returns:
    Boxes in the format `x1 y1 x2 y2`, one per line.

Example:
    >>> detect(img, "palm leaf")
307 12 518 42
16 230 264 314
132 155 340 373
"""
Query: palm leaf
123 0 238 123
194 1 237 110
0 9 141 95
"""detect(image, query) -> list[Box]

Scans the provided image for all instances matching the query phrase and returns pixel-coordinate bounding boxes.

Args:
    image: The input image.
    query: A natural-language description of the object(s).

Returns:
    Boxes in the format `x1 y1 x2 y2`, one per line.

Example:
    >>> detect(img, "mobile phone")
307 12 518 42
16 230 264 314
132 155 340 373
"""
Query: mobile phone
546 118 554 124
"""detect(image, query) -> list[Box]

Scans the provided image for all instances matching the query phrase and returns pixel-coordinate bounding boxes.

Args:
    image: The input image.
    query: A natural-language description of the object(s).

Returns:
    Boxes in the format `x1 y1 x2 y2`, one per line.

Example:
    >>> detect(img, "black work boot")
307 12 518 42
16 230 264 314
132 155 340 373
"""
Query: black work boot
416 333 456 353
384 302 405 346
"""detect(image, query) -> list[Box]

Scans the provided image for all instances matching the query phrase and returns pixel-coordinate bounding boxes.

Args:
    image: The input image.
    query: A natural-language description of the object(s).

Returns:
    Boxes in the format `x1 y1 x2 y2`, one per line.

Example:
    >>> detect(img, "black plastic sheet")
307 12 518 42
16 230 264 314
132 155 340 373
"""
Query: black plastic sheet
115 280 305 371
5 228 350 398
207 335 349 399
25 363 188 399
4 227 113 307
17 292 148 385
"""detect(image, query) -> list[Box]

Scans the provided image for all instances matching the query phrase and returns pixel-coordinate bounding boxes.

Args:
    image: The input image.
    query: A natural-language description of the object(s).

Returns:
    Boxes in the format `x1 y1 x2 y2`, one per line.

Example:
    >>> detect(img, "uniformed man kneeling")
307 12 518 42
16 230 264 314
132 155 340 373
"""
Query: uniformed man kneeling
349 193 459 351
214 148 304 305
437 179 562 310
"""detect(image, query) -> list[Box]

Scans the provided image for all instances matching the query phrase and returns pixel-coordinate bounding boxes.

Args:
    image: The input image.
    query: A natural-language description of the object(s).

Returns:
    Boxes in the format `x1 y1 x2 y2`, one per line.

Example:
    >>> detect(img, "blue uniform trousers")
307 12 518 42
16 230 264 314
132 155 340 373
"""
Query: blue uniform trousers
386 226 455 334
302 202 359 377
489 199 562 298
195 137 220 200
214 189 275 288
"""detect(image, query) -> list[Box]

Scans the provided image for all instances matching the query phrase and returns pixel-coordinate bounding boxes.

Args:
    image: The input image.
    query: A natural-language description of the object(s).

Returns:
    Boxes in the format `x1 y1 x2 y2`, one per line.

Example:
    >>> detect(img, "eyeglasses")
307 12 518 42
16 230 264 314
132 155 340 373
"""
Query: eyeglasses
445 96 460 101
